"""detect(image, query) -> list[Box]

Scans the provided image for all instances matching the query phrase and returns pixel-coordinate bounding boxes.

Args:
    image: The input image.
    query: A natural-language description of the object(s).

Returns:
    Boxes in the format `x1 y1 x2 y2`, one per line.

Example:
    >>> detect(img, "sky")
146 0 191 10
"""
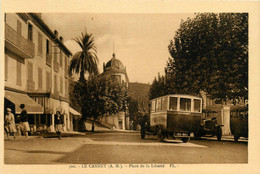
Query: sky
41 13 195 84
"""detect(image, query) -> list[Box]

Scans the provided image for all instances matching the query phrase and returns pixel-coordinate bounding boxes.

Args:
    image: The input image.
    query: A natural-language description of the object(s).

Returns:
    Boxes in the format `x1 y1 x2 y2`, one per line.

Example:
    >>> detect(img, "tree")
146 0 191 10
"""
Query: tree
149 73 167 100
167 13 248 103
69 31 99 81
73 75 129 132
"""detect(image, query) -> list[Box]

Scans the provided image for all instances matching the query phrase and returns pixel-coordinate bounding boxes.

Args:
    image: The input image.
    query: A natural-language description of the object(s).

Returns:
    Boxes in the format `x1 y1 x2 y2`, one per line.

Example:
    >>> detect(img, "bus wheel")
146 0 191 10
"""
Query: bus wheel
157 126 165 142
182 137 190 143
140 128 145 139
216 126 222 141
234 135 239 142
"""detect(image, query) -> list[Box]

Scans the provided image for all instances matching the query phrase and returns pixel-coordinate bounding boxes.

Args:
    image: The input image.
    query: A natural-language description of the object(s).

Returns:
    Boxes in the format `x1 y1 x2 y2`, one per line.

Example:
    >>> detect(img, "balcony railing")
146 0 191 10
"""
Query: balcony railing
5 23 35 58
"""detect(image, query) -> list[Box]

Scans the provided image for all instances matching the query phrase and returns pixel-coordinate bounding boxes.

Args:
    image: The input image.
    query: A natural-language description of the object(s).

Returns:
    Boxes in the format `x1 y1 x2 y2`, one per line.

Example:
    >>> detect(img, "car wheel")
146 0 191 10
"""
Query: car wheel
182 137 190 143
234 135 239 142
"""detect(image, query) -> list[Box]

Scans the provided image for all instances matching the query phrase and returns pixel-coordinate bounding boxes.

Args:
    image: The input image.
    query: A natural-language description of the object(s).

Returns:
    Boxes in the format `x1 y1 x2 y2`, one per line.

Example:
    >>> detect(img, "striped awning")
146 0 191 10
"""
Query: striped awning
5 90 44 114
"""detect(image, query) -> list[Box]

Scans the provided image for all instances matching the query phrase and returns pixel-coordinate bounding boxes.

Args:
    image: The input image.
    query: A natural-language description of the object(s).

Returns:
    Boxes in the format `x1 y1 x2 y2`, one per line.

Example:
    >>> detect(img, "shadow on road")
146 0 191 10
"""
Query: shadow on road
6 148 67 155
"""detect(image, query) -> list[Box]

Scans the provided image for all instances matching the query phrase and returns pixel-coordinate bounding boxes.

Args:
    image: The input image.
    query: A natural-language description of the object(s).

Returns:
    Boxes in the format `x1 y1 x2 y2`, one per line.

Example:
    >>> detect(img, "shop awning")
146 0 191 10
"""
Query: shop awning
69 107 81 116
5 90 44 114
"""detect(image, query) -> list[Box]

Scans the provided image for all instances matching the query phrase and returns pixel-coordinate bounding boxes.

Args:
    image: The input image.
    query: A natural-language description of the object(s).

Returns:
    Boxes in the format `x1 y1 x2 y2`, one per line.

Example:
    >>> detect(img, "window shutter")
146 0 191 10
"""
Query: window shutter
28 62 33 82
54 75 57 92
38 68 42 90
38 32 42 56
28 23 33 42
60 76 63 95
16 61 22 85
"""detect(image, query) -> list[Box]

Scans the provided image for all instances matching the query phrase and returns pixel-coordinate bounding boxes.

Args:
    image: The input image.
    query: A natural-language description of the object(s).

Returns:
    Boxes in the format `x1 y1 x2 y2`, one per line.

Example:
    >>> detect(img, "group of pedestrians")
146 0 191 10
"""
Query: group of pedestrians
4 104 30 140
4 104 64 140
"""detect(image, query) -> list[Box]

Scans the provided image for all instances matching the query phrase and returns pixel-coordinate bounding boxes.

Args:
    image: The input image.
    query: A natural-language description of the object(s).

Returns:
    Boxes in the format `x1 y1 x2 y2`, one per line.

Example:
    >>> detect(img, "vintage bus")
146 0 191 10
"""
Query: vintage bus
141 94 202 143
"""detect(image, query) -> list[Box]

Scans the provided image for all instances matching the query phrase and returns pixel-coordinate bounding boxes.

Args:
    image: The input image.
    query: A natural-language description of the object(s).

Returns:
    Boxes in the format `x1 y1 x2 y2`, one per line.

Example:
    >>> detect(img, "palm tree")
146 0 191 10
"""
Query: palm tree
69 31 99 81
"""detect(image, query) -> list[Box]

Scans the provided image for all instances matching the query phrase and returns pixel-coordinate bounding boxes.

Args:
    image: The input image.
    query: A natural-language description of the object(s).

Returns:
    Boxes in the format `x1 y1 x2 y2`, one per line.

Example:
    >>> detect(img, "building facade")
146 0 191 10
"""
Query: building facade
101 53 129 130
4 13 79 134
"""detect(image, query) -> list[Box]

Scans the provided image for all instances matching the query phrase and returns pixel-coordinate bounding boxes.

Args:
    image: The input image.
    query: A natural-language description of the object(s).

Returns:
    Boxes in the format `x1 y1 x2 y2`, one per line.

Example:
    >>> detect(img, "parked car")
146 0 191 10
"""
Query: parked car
230 105 248 142
194 109 223 141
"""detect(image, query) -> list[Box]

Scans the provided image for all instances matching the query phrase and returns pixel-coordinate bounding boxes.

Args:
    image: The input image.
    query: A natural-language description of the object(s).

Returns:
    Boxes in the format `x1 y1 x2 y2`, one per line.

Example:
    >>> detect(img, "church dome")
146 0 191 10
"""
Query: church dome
104 53 126 73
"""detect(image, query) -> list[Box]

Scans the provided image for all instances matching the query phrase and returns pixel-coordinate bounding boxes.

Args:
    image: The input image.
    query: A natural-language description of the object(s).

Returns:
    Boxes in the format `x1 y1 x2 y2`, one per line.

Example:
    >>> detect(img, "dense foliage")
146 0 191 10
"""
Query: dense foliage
128 83 150 129
150 13 248 104
71 75 129 131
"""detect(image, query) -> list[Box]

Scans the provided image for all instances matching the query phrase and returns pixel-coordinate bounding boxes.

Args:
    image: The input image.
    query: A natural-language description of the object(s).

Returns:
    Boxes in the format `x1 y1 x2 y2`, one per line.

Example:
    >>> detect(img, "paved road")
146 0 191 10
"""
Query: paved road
4 132 248 164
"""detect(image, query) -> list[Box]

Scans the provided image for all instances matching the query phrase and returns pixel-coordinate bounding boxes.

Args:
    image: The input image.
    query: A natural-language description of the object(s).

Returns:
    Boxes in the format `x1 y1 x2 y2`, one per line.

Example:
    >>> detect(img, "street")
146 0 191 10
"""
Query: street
4 131 248 164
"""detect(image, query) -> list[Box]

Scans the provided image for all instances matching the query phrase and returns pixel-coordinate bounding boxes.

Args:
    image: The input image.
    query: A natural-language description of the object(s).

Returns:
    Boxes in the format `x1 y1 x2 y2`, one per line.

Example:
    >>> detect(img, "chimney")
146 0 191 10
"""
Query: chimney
54 30 58 38
59 36 63 43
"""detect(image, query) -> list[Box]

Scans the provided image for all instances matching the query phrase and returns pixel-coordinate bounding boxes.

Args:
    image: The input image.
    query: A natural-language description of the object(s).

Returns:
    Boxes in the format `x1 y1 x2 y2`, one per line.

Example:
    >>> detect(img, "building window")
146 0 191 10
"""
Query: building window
27 62 34 91
54 47 57 63
38 32 42 57
46 39 49 54
16 61 22 86
46 71 52 92
28 62 33 82
5 55 8 81
38 68 42 90
28 23 33 42
46 39 52 66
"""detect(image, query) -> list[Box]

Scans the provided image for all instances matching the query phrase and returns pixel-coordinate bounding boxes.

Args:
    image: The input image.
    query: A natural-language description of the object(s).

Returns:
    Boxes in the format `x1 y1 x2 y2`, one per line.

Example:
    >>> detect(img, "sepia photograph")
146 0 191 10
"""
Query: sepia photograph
1 0 260 174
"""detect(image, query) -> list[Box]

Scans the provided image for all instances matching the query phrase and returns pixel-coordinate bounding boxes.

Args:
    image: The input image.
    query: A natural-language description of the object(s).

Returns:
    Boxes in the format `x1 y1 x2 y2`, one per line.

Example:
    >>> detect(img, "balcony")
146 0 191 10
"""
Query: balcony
5 23 35 58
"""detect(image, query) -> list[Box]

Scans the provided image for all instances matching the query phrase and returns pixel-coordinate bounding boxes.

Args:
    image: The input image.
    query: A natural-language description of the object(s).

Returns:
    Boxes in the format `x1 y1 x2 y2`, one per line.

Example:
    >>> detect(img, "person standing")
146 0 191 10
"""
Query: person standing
19 104 30 140
4 108 17 140
55 111 63 140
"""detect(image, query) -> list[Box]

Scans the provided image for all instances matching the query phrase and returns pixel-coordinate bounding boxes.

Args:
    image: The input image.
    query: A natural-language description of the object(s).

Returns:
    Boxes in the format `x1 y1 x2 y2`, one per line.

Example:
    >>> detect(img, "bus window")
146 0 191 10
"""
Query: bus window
194 99 201 112
162 97 168 110
156 98 161 111
169 97 178 111
151 100 156 112
180 98 191 111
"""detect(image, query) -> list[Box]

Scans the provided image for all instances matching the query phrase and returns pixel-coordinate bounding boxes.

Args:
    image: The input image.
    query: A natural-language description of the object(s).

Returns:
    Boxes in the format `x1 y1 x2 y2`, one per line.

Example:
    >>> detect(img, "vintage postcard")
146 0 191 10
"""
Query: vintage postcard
1 0 259 174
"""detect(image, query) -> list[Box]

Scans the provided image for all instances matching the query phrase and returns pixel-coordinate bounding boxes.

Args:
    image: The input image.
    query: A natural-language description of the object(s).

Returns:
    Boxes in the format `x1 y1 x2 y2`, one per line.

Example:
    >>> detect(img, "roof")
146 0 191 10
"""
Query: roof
150 94 202 101
104 53 126 73
17 13 72 57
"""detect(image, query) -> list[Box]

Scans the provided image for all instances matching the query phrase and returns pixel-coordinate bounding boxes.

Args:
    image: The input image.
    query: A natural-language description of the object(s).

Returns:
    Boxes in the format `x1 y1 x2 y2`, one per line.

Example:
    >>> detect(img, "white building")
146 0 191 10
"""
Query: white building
4 13 80 134
101 53 129 130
